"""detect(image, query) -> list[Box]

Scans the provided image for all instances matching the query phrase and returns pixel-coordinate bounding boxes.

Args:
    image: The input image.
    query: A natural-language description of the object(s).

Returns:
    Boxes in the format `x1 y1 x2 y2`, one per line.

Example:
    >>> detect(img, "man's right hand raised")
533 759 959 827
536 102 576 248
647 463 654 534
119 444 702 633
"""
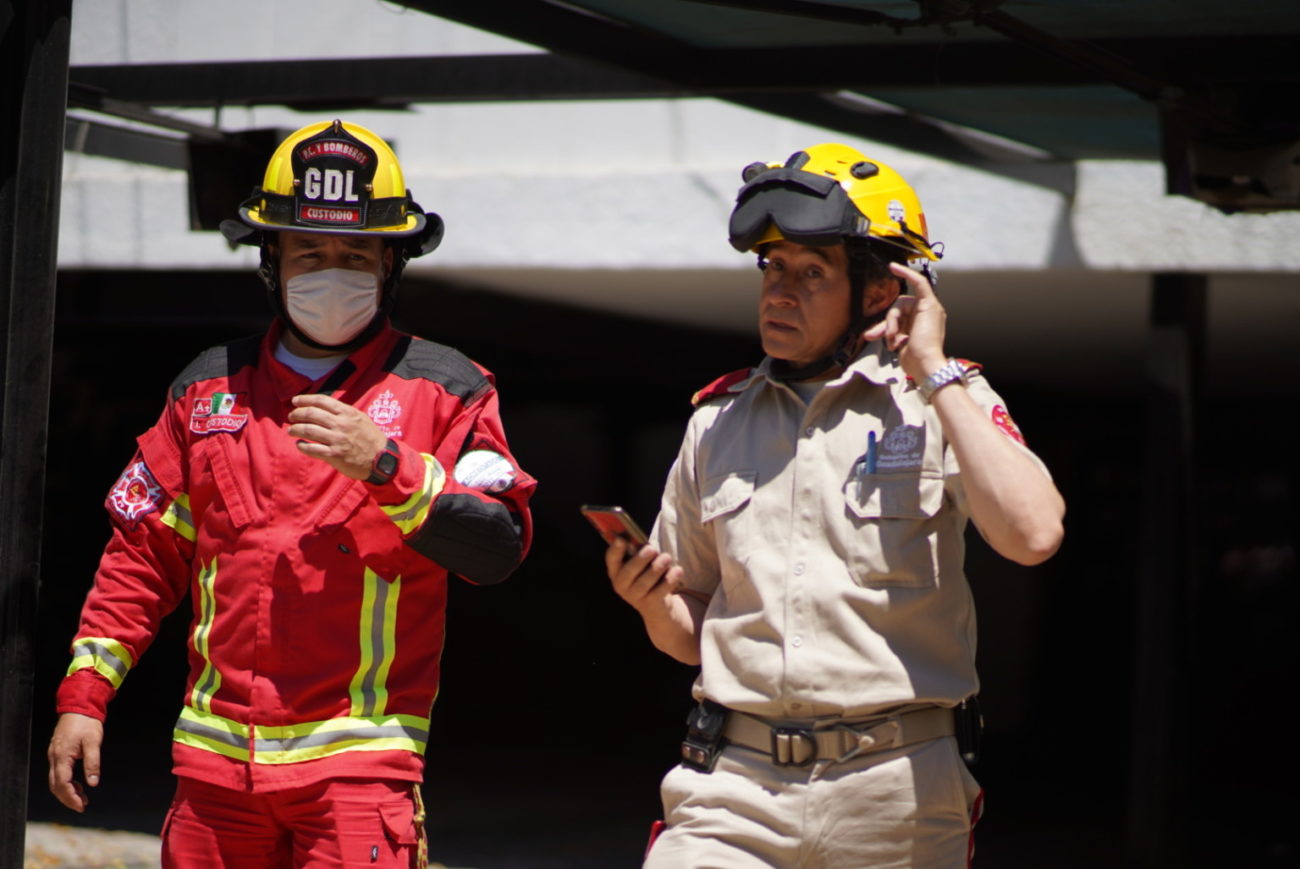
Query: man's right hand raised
48 712 104 812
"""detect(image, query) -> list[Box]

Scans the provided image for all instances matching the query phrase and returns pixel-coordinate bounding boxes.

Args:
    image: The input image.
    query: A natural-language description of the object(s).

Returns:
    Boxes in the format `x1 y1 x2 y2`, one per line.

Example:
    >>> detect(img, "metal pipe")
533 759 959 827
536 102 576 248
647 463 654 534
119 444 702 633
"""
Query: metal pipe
0 1 72 865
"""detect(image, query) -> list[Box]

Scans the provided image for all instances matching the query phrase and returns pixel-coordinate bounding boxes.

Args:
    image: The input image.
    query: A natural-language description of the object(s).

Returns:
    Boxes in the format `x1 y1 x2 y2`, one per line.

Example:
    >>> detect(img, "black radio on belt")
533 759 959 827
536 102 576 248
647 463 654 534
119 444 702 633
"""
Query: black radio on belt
681 700 728 772
955 695 983 767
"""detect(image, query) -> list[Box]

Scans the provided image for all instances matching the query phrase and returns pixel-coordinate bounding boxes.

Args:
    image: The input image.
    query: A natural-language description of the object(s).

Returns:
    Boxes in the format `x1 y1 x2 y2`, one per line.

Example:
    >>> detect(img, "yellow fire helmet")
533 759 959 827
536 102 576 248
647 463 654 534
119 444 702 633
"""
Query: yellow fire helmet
223 119 443 258
728 143 940 261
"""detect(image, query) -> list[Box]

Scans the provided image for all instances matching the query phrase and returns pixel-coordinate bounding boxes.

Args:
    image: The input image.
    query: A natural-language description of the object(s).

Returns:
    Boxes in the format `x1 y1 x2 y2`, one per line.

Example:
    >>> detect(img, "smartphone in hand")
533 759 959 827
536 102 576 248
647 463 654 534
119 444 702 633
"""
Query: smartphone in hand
580 504 649 547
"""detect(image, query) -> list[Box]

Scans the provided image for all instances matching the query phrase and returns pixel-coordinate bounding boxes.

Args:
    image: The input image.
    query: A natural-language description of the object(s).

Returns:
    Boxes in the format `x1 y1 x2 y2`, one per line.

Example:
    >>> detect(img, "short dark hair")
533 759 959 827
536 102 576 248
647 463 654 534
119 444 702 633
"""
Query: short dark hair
849 238 910 288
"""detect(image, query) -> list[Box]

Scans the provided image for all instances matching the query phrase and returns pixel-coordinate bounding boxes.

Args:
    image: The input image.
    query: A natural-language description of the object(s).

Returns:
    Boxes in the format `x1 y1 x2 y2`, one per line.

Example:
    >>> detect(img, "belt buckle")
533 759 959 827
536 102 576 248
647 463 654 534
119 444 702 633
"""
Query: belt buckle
770 727 816 766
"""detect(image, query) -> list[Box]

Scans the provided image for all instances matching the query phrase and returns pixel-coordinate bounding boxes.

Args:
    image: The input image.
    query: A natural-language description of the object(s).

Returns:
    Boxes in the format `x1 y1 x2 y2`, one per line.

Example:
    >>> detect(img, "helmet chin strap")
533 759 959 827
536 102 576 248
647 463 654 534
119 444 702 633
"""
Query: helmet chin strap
258 242 404 355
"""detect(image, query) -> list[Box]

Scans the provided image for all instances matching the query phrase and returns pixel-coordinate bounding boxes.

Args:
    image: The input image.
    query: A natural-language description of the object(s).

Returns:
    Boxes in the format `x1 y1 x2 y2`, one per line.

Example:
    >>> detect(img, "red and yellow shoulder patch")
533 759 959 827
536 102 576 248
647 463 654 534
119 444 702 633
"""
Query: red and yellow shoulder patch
991 405 1027 445
691 368 753 407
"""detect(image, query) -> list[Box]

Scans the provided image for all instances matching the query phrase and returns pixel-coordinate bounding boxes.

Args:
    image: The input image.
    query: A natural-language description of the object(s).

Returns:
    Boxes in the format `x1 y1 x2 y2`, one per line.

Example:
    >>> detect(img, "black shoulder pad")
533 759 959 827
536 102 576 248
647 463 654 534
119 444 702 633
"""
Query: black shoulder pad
383 336 491 405
170 335 261 402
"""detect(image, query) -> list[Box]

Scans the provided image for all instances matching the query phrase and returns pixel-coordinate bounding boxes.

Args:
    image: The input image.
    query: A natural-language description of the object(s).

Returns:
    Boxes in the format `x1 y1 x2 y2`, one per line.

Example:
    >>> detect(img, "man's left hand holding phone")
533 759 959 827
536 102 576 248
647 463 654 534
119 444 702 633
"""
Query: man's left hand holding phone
581 505 704 609
582 504 709 665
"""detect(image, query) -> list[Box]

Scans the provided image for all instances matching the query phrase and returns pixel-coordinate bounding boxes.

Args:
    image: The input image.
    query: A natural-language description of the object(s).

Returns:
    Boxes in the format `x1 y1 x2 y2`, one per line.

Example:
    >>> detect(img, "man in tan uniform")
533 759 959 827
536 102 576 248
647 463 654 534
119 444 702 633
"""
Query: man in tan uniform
606 144 1065 868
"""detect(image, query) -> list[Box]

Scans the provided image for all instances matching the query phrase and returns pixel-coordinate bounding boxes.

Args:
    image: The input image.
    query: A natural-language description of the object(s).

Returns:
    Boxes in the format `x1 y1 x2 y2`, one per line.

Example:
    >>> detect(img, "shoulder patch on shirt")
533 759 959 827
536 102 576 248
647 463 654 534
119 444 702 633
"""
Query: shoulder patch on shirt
383 336 492 405
190 391 249 434
170 335 261 402
108 460 164 525
991 405 1027 445
691 368 753 407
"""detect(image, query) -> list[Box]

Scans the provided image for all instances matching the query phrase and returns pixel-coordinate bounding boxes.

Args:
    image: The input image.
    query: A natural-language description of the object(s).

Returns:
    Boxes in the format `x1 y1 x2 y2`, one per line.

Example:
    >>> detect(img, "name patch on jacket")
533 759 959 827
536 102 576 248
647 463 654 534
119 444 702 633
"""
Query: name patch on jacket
190 392 248 434
109 460 163 525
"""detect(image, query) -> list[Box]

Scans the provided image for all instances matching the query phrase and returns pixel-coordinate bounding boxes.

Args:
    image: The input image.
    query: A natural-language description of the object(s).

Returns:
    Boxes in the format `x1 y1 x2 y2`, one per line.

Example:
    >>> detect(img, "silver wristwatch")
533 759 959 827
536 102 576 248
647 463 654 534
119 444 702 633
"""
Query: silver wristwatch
918 358 969 402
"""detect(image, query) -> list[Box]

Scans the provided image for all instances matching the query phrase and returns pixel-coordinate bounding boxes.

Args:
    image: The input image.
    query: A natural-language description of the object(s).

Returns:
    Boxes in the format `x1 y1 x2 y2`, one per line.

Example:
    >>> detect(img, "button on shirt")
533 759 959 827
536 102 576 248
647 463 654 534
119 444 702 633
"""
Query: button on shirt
652 342 1049 720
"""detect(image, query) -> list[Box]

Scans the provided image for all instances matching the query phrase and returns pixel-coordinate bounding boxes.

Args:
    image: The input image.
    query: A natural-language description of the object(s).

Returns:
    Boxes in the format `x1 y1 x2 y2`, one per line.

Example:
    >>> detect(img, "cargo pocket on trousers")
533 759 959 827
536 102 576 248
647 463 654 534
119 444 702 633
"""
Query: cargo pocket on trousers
379 797 418 848
840 472 944 588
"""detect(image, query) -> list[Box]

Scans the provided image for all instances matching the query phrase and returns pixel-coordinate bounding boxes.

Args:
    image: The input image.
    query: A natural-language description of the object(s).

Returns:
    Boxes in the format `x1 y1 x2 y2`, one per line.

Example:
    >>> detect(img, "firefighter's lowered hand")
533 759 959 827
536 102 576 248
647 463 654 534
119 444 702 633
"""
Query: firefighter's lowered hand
287 393 389 480
48 712 104 812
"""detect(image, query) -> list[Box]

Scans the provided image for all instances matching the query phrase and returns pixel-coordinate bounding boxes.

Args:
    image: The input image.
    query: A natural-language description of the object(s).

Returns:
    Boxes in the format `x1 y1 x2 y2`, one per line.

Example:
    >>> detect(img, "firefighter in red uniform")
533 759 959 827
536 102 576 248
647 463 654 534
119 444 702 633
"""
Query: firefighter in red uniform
47 120 536 867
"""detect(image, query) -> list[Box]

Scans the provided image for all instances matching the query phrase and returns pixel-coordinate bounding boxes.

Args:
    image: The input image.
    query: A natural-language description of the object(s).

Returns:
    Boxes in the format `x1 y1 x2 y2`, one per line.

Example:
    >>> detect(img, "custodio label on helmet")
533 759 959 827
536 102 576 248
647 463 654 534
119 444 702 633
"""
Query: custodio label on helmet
299 205 361 225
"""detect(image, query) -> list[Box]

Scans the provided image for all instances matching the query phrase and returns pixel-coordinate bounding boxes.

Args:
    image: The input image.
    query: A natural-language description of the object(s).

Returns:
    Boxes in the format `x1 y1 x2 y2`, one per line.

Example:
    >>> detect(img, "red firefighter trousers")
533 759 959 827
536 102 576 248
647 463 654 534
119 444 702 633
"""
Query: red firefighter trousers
161 777 424 868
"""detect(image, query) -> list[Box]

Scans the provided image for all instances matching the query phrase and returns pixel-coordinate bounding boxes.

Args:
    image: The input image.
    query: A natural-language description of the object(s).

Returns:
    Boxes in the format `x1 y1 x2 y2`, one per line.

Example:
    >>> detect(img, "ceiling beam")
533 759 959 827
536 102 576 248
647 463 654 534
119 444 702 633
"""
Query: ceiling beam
67 32 1294 110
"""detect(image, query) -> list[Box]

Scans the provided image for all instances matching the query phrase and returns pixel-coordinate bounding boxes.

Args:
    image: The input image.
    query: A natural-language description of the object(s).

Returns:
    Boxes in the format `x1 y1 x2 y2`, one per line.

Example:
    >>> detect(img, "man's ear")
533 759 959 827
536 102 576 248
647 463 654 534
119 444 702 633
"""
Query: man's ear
862 278 901 317
382 245 395 280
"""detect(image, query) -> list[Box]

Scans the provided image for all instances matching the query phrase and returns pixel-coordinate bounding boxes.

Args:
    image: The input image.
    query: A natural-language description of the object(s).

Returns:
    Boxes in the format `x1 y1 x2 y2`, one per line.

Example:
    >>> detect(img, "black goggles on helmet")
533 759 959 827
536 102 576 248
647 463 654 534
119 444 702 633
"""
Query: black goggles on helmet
728 168 869 252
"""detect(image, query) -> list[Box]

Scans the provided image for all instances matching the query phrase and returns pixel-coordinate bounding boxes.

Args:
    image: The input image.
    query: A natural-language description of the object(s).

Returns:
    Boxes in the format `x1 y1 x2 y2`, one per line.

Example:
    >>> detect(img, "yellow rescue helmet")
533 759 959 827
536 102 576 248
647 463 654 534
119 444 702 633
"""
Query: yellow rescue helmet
728 143 939 261
225 119 441 255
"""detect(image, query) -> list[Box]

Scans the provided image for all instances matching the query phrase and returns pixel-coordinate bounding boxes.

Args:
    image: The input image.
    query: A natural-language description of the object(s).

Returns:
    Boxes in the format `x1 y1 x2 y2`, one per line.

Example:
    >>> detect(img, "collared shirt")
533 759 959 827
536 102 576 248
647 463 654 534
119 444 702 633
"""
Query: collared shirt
653 342 1048 720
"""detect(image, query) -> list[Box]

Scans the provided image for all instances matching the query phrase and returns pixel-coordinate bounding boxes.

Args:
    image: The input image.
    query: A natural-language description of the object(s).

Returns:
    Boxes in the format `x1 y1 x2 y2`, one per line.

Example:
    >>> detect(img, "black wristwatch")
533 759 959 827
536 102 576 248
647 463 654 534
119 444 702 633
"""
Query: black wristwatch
366 438 400 485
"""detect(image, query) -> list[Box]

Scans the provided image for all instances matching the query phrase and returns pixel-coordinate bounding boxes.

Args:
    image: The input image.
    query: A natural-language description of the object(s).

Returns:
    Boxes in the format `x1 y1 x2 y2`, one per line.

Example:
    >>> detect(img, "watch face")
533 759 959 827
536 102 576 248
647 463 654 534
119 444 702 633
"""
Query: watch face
376 451 398 477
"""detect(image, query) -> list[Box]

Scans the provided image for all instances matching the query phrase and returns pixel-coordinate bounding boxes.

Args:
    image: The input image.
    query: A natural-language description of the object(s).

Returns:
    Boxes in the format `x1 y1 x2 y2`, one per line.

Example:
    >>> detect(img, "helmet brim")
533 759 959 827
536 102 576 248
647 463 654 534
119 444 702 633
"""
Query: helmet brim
238 206 427 237
225 208 443 259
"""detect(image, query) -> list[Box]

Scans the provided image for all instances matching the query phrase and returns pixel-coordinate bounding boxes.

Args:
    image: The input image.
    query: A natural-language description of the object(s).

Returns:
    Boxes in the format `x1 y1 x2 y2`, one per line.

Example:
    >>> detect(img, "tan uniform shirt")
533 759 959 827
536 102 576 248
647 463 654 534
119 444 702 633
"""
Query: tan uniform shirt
652 342 1048 720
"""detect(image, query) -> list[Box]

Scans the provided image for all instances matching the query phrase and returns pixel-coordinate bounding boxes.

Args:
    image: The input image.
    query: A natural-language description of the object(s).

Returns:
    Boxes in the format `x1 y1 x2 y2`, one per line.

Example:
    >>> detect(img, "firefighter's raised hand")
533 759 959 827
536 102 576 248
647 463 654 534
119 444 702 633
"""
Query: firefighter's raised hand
48 712 104 812
287 393 388 480
862 262 948 384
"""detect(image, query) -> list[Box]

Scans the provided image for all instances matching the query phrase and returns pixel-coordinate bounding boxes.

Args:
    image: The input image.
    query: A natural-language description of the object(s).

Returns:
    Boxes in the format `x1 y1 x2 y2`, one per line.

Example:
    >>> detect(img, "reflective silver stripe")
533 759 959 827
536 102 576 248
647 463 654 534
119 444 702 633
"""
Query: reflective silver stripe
382 454 444 533
171 498 193 528
356 576 390 716
190 560 221 712
253 722 429 754
349 570 400 717
70 640 129 682
174 714 250 751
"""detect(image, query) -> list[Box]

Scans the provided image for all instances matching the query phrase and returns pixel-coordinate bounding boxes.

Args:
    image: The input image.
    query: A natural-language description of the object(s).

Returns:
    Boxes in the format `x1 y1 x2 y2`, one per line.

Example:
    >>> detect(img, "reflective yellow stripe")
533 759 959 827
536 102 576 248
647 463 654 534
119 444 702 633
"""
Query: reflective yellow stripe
254 713 429 764
381 454 444 534
161 493 196 542
174 705 250 762
189 560 222 713
67 637 134 689
349 570 401 717
171 706 428 765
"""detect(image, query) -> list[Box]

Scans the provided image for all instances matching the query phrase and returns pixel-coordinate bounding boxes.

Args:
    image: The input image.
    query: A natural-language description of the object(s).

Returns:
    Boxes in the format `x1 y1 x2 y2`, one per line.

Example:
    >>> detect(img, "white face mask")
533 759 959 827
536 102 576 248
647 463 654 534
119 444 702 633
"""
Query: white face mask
284 268 380 346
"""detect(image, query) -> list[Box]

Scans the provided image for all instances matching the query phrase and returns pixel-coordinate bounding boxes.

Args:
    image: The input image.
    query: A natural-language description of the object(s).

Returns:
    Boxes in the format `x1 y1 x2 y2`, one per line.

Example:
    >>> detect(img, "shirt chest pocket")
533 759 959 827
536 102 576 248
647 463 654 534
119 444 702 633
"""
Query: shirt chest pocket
839 472 945 588
700 470 758 590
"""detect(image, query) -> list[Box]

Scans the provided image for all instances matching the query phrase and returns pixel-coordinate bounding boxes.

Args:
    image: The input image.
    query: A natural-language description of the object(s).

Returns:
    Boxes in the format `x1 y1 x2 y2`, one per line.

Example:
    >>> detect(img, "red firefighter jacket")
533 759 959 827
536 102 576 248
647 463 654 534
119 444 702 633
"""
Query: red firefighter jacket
57 322 535 792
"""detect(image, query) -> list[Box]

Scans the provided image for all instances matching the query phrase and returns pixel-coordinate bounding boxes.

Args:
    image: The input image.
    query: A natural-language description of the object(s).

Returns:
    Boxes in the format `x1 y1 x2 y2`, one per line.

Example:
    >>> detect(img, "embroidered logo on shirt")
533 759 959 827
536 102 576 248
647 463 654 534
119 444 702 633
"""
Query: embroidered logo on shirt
991 405 1026 445
366 390 404 439
454 449 516 493
109 461 163 524
190 392 248 434
877 424 925 471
